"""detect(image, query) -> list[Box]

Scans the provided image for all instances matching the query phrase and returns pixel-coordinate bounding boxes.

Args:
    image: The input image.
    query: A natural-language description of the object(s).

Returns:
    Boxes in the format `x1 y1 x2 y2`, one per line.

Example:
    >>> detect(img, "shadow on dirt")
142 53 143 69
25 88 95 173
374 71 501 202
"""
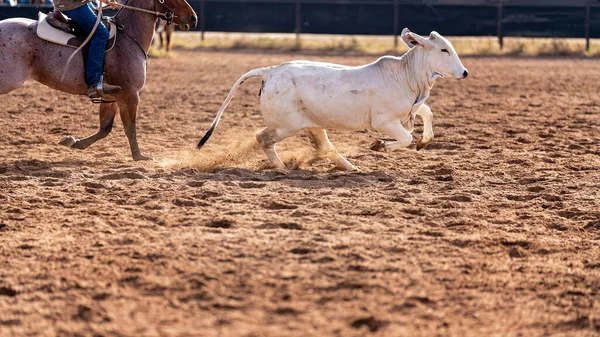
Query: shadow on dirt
154 166 394 189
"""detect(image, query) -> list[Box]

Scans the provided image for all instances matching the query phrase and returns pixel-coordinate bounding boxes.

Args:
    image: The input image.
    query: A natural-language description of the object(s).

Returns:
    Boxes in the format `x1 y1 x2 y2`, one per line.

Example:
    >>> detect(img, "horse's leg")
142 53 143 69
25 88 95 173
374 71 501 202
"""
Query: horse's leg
118 94 151 161
0 54 27 94
159 31 164 49
166 28 172 52
59 102 118 149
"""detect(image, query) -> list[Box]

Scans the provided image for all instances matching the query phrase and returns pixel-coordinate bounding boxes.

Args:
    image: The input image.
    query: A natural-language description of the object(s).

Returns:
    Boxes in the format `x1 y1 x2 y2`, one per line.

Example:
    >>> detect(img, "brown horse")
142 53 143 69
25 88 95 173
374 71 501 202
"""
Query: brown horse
155 19 174 52
0 0 197 160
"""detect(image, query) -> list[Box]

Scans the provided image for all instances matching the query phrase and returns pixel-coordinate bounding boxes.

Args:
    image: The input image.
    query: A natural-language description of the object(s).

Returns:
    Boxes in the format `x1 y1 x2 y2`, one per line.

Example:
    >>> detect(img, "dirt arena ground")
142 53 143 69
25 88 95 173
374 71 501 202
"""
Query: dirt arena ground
1 50 599 337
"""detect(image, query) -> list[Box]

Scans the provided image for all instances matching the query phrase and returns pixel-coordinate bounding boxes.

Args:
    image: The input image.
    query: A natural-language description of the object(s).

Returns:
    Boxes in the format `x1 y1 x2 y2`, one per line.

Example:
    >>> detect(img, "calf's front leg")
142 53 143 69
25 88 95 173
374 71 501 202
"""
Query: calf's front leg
415 104 434 150
370 119 413 152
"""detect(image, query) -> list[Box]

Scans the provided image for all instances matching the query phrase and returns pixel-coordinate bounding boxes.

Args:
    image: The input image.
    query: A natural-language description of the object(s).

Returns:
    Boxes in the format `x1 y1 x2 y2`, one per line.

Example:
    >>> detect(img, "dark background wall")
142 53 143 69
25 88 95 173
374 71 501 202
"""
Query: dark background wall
1 0 599 38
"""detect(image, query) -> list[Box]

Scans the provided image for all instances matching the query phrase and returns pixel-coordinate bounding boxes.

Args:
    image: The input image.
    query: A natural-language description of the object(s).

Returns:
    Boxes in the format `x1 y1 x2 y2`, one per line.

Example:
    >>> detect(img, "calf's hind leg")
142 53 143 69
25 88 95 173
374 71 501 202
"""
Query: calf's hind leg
256 127 297 169
306 128 357 171
59 102 118 149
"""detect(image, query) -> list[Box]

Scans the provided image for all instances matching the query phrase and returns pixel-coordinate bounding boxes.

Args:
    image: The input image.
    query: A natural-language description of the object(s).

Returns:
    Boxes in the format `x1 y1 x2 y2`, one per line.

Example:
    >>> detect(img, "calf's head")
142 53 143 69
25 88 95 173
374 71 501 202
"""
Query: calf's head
401 28 468 80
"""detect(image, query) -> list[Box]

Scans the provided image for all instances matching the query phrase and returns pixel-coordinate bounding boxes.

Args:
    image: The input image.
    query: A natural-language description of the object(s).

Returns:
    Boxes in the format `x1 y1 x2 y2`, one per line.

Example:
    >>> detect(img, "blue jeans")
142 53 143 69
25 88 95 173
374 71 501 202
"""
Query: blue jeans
63 3 109 87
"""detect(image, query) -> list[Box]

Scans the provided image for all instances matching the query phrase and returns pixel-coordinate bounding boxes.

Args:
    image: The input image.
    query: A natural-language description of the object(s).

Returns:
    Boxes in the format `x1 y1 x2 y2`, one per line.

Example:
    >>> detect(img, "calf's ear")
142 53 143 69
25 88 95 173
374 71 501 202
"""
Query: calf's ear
401 28 415 49
429 31 441 40
401 29 431 49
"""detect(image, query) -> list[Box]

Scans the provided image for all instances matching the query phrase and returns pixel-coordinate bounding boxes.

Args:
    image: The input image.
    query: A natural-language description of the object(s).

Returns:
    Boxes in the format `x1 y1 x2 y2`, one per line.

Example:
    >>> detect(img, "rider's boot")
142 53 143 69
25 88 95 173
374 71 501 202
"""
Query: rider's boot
88 75 121 99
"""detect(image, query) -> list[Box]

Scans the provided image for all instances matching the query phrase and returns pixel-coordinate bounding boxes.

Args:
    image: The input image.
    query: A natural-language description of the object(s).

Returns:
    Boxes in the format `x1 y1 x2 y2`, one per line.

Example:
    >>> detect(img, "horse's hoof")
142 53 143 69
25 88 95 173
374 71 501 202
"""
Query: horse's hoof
370 139 386 152
58 136 76 148
133 153 153 161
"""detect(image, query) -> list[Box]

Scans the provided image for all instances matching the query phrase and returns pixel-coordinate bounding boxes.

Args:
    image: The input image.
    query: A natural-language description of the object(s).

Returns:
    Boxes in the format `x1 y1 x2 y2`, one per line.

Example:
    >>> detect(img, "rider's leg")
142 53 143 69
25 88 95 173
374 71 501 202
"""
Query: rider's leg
62 3 121 97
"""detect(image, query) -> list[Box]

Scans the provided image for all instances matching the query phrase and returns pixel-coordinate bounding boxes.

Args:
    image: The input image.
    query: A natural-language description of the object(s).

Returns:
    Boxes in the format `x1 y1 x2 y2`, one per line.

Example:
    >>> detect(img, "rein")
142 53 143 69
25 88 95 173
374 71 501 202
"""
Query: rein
109 0 175 24
111 0 173 59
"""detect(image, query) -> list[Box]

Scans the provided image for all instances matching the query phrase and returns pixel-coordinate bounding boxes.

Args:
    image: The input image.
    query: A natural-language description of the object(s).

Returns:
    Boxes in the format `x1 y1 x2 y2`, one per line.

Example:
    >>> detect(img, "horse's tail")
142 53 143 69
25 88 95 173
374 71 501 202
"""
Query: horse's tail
197 67 267 149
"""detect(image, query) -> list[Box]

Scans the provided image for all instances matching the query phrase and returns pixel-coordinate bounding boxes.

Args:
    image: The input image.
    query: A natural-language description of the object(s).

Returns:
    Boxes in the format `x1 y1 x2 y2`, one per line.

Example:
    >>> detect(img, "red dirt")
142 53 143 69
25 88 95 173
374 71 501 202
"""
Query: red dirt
1 51 599 337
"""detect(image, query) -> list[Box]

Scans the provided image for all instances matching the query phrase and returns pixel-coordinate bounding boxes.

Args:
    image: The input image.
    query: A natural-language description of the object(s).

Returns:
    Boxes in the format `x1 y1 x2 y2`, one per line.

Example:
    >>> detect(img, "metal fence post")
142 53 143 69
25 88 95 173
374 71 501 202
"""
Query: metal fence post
296 0 301 41
497 0 503 50
200 0 205 41
586 4 591 52
393 0 399 49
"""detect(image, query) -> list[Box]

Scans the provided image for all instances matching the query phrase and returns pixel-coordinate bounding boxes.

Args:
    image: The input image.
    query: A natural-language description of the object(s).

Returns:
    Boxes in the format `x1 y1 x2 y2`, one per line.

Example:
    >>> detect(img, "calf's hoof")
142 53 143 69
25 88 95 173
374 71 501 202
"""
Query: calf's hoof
58 136 77 148
416 138 431 151
370 139 387 152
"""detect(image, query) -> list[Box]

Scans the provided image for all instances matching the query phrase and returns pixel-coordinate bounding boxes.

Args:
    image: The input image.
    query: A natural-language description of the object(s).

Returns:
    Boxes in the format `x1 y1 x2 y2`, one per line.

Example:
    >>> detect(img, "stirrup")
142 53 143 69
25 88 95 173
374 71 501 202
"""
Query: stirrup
88 75 119 103
91 97 116 104
97 77 106 96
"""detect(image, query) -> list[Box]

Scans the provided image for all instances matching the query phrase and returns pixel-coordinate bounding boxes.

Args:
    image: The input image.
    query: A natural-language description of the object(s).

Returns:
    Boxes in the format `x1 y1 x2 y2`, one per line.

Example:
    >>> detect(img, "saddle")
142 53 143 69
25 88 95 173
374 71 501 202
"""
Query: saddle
37 11 117 51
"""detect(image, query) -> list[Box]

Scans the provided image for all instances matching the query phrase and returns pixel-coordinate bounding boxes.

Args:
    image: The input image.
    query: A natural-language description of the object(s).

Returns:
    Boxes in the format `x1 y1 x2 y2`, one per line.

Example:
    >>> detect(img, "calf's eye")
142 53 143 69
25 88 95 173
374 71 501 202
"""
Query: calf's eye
441 48 450 54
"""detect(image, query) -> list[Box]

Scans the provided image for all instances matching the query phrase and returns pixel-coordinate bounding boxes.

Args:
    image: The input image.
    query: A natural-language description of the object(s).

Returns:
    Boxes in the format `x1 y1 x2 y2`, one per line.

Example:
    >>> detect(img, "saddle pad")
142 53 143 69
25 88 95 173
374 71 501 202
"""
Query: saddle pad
37 12 116 51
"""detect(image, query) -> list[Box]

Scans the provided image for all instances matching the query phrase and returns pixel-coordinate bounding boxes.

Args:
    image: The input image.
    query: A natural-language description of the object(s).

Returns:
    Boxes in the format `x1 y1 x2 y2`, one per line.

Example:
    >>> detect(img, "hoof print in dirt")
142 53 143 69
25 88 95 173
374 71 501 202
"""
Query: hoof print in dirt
509 246 528 258
100 172 148 180
73 305 93 322
237 182 267 189
273 307 301 316
173 198 207 207
204 219 234 229
0 286 18 297
263 201 298 210
435 175 454 182
257 222 303 230
187 181 206 188
289 247 313 255
350 316 389 332
583 220 600 231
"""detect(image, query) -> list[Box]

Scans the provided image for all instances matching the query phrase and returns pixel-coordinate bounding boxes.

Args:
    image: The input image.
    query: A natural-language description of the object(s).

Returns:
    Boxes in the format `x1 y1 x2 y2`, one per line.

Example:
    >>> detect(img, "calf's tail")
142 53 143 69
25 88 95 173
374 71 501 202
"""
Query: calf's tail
197 68 267 149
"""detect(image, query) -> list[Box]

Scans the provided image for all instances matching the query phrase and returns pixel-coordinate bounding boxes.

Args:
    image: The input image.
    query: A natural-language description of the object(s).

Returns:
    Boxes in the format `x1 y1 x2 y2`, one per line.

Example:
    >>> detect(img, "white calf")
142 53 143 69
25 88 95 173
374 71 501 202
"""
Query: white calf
197 28 468 171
